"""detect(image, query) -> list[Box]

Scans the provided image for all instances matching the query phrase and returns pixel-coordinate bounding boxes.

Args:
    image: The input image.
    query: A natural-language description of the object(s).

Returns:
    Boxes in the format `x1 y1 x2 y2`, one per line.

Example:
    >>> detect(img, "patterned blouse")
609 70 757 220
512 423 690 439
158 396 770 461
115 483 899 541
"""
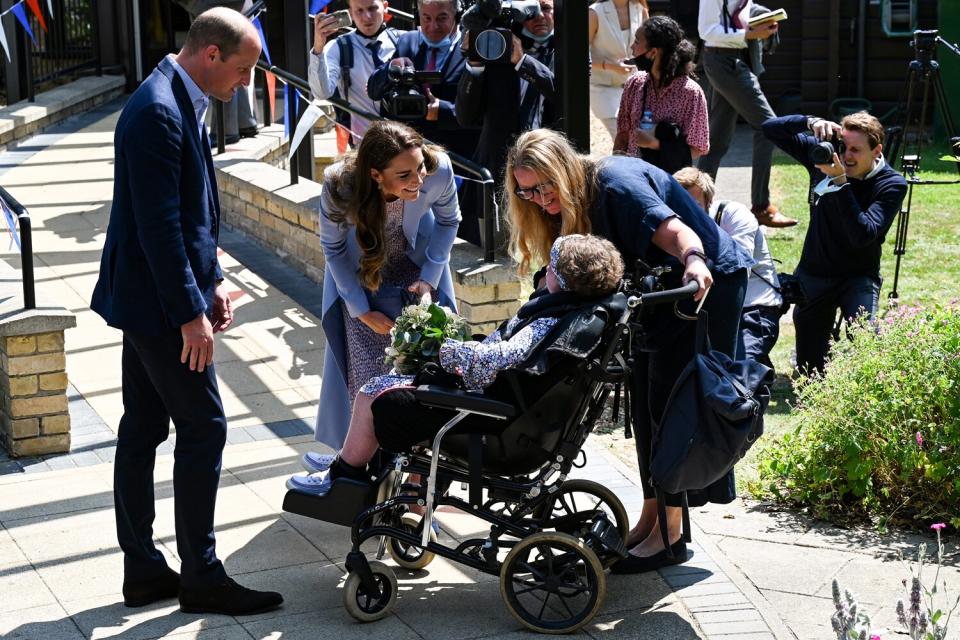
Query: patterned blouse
359 316 559 396
616 71 710 158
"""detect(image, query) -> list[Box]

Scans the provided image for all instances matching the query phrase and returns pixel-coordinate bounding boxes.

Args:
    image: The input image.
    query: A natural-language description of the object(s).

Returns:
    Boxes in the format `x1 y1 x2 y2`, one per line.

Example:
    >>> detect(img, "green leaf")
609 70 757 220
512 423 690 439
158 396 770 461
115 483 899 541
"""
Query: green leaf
428 303 447 327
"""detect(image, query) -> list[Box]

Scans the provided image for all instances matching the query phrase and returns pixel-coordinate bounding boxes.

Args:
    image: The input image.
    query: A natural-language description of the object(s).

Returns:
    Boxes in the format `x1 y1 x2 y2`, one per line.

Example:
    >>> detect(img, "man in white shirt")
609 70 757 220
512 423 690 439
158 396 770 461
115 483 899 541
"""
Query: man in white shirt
309 0 402 144
696 0 797 228
675 167 783 371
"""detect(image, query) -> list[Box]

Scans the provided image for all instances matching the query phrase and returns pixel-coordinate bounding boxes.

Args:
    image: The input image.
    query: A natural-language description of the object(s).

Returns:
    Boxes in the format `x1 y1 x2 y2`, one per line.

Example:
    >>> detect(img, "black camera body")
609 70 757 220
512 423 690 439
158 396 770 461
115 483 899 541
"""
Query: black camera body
463 0 542 64
809 133 845 166
381 66 443 120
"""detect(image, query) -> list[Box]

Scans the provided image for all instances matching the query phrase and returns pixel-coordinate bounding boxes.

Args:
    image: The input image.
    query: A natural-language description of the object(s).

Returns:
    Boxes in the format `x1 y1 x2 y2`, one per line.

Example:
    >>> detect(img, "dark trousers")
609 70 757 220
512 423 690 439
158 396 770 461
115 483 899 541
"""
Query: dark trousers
698 48 776 209
115 331 228 588
632 269 747 508
793 269 881 375
737 305 781 372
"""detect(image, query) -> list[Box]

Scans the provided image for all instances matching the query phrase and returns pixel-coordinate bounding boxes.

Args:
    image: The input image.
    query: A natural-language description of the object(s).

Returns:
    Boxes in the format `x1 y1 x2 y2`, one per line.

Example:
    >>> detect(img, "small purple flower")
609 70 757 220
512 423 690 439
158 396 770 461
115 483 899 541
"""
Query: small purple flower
870 635 882 640
916 432 924 448
931 522 946 531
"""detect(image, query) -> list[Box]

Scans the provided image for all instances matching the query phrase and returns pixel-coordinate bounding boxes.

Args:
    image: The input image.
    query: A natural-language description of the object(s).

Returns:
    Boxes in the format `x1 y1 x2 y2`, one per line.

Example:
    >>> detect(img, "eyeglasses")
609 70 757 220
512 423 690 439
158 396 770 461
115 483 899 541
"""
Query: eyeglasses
514 181 555 201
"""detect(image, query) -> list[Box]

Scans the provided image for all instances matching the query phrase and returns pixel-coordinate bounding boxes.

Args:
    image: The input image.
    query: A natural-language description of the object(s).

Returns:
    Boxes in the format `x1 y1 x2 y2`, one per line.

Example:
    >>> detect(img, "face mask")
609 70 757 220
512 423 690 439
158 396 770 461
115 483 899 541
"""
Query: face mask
521 27 553 44
627 50 653 72
419 30 451 49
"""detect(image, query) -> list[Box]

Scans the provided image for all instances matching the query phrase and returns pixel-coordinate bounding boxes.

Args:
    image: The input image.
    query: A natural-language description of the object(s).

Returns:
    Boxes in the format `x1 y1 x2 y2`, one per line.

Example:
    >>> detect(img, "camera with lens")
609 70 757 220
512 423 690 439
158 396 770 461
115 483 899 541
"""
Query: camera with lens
381 66 443 120
462 0 543 64
808 133 845 166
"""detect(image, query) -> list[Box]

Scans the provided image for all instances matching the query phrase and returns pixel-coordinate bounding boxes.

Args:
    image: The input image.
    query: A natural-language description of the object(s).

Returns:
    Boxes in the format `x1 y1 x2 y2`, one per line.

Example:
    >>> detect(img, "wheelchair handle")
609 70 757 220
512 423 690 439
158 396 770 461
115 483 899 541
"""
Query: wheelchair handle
628 280 700 309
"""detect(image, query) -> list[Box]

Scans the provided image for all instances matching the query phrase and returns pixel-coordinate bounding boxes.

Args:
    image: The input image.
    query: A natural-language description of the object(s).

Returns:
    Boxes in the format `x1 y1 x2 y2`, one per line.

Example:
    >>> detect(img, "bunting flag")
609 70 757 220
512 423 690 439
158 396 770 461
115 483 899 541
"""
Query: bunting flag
283 82 299 139
265 71 276 126
288 102 325 161
10 4 36 46
0 198 21 252
310 0 333 13
46 0 53 18
251 16 271 65
25 0 46 32
0 17 11 62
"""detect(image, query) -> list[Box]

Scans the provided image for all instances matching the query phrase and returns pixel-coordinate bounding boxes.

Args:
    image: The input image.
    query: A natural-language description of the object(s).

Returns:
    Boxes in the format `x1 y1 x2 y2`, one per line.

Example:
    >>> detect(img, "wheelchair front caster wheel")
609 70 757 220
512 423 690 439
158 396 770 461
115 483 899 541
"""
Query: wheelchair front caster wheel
388 512 437 570
499 531 606 634
343 560 398 622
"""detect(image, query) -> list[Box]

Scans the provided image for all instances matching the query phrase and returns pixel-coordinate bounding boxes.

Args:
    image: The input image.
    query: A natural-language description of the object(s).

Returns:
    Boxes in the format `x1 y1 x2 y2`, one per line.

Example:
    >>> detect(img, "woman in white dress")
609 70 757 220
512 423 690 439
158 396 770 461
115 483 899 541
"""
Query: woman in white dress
588 0 648 141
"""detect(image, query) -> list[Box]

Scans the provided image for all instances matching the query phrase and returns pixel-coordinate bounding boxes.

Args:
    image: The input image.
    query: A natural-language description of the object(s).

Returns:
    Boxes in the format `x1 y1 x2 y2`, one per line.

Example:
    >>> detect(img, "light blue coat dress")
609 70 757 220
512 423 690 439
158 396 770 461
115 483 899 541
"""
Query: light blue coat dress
315 152 461 449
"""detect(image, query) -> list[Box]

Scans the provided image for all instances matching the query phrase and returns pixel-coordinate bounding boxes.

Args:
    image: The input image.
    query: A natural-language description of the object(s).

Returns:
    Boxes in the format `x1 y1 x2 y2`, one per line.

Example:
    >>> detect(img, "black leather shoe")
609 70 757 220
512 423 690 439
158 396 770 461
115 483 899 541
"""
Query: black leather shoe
610 540 688 575
123 566 180 607
179 577 283 616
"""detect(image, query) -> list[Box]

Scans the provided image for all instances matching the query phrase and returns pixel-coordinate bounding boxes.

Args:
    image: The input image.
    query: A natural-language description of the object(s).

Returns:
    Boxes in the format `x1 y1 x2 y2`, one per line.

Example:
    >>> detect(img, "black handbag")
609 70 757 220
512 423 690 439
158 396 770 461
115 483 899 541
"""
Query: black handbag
649 311 774 495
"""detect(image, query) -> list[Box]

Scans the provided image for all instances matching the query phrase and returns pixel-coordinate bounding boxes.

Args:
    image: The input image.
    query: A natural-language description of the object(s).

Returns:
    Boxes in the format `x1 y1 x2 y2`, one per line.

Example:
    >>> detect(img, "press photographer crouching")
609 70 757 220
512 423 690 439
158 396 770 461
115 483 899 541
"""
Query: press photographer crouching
762 112 908 375
367 0 479 159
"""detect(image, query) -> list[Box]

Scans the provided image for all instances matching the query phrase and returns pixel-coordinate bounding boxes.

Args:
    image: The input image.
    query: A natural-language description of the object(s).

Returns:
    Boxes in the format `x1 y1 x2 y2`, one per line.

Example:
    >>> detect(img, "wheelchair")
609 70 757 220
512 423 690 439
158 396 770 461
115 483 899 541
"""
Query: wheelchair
282 280 700 634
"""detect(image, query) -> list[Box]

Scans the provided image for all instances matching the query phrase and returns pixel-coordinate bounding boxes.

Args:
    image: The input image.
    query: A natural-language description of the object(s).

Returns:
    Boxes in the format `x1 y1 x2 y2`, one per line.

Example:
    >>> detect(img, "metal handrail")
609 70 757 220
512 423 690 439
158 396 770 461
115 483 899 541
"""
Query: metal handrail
0 186 36 310
253 59 498 262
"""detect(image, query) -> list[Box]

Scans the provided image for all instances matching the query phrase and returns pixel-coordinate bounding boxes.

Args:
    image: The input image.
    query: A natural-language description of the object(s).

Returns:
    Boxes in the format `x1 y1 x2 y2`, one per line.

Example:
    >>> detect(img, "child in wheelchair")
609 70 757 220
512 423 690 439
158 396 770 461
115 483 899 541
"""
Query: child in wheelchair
287 234 625 496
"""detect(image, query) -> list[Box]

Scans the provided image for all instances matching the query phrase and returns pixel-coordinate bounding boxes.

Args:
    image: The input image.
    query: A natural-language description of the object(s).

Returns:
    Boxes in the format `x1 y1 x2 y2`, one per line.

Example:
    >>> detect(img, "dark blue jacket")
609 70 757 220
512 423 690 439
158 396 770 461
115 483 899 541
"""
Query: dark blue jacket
763 115 907 278
91 57 222 335
589 155 753 276
367 30 478 159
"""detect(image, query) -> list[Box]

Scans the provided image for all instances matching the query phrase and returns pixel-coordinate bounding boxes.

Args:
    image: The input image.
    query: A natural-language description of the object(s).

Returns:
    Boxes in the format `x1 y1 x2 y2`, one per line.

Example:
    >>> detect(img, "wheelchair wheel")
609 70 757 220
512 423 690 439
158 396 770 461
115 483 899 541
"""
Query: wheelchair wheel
537 479 629 568
387 512 437 570
499 532 606 634
343 560 398 623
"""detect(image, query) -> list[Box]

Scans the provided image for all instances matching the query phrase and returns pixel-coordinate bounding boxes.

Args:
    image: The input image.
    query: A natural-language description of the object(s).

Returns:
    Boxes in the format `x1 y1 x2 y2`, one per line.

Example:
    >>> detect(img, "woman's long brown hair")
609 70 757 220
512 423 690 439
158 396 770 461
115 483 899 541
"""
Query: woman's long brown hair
325 120 441 292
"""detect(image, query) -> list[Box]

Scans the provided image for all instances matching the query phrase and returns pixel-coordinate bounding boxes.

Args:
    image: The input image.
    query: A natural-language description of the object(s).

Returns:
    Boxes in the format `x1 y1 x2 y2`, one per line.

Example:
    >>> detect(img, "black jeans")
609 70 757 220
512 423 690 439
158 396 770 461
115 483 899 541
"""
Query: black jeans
632 268 748 508
793 268 881 375
114 330 228 588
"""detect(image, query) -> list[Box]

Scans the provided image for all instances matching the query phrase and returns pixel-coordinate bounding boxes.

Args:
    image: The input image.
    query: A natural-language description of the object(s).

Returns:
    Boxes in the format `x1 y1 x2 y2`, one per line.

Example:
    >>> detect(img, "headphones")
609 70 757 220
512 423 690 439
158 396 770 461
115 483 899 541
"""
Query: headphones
413 0 465 27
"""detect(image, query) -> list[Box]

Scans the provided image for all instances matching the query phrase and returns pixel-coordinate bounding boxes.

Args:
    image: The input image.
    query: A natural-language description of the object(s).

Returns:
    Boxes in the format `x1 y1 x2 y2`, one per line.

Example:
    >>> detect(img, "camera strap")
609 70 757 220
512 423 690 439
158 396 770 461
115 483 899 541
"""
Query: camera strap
714 200 783 295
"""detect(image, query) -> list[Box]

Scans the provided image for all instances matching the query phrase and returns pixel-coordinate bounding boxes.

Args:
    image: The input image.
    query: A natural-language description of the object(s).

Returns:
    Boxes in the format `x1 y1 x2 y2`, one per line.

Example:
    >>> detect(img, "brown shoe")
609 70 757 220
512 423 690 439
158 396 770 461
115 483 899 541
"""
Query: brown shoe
752 204 798 228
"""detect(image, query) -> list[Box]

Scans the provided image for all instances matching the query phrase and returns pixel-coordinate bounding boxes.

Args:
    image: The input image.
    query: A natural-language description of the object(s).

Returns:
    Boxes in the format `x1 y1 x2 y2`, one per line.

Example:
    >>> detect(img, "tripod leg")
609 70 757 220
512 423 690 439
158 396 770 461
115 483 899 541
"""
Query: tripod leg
931 72 960 177
889 181 915 303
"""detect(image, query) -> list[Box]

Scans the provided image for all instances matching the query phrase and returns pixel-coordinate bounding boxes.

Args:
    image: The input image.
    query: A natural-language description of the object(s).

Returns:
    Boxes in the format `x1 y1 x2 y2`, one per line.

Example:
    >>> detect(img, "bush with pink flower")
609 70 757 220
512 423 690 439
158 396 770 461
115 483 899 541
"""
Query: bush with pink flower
757 304 960 529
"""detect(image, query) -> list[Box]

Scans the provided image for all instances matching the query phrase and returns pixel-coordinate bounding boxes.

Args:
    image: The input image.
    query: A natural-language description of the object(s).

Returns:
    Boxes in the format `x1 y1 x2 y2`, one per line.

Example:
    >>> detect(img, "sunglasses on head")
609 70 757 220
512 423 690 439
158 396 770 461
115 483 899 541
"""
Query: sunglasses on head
514 181 555 200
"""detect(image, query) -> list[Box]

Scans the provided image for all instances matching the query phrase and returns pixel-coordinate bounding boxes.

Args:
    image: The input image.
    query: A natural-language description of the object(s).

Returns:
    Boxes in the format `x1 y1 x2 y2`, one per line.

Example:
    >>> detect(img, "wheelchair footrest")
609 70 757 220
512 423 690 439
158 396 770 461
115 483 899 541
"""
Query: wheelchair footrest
586 516 628 559
282 478 376 527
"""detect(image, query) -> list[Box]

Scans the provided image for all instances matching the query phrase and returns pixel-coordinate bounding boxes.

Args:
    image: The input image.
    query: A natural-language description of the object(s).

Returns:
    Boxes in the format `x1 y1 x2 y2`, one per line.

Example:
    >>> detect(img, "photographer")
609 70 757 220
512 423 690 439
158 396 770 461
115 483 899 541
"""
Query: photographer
309 0 402 144
762 112 908 375
454 0 557 244
367 0 478 158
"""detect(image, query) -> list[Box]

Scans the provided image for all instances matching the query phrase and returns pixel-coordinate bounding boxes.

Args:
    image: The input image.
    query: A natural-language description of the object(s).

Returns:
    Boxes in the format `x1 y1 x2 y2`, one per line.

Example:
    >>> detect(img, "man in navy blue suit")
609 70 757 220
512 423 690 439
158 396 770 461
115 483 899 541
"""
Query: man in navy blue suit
367 0 479 159
91 7 282 615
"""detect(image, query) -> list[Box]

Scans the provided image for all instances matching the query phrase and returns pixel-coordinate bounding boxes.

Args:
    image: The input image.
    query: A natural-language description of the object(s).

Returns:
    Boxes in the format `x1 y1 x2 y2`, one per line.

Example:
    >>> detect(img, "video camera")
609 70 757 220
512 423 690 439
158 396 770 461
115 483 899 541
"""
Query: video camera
462 0 542 64
381 66 444 120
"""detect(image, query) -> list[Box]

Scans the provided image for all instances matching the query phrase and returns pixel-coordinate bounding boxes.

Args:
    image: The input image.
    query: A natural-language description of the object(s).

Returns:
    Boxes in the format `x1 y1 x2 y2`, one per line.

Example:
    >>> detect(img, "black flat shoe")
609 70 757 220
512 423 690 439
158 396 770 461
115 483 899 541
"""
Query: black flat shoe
610 540 688 575
179 577 283 616
123 566 180 607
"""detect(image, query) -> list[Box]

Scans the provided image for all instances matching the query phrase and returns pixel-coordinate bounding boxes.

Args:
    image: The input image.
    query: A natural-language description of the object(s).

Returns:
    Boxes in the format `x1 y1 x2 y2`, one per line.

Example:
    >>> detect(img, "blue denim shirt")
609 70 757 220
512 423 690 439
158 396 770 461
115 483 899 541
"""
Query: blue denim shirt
589 155 753 276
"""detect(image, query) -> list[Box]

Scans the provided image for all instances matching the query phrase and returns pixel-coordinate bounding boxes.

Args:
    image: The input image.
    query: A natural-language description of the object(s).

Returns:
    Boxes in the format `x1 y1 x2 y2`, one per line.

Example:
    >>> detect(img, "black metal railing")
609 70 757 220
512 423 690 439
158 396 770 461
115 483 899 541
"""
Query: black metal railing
25 0 102 101
0 185 36 310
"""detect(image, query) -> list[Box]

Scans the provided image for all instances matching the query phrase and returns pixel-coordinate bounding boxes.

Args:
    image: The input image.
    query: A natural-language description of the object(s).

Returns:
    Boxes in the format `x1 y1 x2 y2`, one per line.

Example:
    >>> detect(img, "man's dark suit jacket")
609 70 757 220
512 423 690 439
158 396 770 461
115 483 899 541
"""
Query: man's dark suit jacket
367 30 479 159
454 39 557 245
91 56 222 336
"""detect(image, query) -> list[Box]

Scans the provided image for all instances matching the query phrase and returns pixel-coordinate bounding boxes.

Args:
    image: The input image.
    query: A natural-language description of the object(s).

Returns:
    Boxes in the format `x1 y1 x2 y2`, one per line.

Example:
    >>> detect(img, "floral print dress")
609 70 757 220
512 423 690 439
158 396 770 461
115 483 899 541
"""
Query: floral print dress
359 316 559 397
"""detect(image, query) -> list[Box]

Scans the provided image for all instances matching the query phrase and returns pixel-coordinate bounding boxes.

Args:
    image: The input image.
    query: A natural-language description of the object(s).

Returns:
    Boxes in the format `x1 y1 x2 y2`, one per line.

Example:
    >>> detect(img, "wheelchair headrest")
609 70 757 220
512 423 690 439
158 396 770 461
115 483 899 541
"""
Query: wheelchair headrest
514 292 627 376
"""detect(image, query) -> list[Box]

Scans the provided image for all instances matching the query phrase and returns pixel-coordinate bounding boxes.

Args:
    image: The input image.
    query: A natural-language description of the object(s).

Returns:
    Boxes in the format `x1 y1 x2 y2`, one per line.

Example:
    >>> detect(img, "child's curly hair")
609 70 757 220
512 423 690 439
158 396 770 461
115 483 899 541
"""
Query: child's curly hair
554 234 624 297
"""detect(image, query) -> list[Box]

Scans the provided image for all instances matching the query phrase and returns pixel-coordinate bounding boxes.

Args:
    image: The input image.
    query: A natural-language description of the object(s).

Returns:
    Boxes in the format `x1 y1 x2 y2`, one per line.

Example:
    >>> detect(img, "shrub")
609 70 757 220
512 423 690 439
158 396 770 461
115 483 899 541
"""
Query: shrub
756 304 960 529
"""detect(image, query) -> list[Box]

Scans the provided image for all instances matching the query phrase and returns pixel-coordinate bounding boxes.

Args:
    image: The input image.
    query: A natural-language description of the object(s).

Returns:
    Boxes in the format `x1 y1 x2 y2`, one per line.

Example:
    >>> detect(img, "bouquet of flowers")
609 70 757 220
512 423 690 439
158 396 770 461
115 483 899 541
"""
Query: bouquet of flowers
384 295 471 375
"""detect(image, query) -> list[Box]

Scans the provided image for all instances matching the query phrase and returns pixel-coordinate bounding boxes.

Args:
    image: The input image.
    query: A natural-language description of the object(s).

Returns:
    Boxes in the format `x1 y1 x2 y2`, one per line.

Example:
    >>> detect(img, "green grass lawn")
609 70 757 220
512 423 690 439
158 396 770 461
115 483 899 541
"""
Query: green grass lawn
736 141 960 495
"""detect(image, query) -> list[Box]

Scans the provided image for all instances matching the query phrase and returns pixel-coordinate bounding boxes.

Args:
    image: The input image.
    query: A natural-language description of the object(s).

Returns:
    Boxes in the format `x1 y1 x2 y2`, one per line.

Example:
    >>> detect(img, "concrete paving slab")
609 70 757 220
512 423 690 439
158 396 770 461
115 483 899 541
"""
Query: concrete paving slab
0 471 113 524
716 536 854 596
586 602 703 639
241 609 420 640
62 594 236 640
0 603 86 640
759 590 833 640
694 500 812 546
0 561 60 613
225 561 345 623
394 578 529 640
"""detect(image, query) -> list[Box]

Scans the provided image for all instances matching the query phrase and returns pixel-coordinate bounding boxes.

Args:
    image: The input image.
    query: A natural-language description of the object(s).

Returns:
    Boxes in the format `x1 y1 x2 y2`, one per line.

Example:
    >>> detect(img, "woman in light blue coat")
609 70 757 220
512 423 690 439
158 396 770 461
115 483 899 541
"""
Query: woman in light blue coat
314 120 461 451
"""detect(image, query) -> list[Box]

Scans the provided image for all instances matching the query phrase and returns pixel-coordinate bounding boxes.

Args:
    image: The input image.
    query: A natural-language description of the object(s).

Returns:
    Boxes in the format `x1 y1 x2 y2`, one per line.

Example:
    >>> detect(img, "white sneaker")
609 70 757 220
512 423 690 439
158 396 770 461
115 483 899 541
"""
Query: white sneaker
301 451 337 474
286 470 333 496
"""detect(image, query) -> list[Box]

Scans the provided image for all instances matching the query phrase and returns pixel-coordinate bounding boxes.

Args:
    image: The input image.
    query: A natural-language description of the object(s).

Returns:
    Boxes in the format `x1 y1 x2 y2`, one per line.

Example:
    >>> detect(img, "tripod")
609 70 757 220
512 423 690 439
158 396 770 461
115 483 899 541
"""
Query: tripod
886 30 960 303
